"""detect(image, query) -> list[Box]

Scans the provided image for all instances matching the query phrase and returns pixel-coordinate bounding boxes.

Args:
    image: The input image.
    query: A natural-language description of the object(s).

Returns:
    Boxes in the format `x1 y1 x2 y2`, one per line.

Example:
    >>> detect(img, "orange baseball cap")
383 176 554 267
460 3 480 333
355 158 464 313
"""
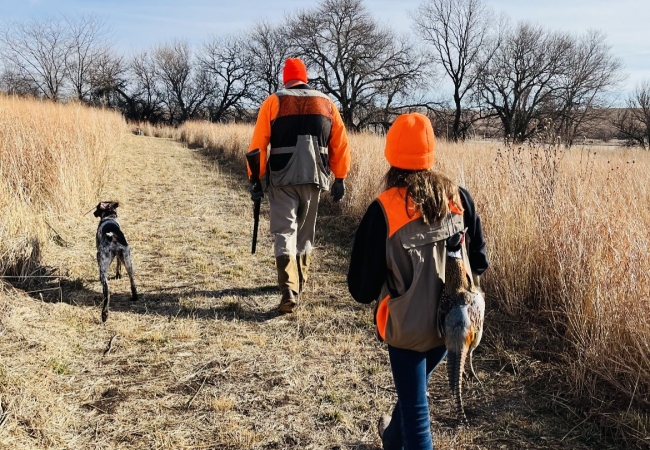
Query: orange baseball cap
283 58 308 84
384 113 435 170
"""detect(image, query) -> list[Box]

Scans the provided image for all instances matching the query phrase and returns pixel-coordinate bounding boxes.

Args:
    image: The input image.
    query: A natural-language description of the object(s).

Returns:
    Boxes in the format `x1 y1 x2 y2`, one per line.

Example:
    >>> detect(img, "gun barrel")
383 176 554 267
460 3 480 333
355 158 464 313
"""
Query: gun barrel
252 199 260 254
246 149 262 254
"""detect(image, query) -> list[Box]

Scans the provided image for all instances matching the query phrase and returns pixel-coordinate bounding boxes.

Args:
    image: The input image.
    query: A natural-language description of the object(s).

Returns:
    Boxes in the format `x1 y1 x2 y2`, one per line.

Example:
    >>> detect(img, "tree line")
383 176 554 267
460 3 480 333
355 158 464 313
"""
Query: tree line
1 0 648 148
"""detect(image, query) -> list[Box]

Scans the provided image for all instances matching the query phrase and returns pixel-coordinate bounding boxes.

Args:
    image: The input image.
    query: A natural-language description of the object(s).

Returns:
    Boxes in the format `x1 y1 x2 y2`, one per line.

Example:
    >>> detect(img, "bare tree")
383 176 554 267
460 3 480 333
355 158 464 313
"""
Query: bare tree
412 0 497 141
287 0 429 131
64 15 112 102
553 30 622 147
614 80 650 148
475 22 573 142
0 17 70 100
199 34 256 122
153 40 213 124
87 51 123 105
0 63 41 96
129 51 165 123
86 50 139 114
246 20 291 101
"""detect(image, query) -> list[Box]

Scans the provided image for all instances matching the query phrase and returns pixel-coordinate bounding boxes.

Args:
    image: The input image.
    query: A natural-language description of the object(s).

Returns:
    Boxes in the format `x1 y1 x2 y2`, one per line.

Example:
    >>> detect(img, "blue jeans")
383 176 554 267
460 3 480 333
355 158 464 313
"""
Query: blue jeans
382 344 447 450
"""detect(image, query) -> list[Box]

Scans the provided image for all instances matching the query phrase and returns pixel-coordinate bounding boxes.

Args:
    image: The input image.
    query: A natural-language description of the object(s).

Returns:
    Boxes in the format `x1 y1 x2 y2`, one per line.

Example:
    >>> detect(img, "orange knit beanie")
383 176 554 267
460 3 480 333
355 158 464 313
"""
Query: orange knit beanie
283 58 308 84
384 113 435 170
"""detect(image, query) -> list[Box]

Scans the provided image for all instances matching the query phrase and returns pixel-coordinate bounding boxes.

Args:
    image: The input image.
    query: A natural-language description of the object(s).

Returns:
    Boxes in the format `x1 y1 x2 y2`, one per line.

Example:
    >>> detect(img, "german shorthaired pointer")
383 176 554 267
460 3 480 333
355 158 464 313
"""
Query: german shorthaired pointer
94 201 138 322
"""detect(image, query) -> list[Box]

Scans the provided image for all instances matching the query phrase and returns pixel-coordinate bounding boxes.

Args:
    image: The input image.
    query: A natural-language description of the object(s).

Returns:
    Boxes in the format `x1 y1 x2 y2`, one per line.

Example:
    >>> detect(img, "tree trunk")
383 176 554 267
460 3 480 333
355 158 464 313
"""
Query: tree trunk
452 90 462 142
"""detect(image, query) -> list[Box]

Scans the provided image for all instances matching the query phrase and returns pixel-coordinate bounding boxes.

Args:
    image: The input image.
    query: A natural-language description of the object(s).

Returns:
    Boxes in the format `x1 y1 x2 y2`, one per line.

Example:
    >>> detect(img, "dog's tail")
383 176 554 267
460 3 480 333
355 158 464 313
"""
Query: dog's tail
102 222 128 246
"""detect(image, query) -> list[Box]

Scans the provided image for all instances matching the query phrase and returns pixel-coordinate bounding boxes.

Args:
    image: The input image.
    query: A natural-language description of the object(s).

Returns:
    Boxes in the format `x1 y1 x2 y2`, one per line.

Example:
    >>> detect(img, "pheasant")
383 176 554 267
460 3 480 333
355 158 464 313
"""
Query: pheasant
438 234 485 423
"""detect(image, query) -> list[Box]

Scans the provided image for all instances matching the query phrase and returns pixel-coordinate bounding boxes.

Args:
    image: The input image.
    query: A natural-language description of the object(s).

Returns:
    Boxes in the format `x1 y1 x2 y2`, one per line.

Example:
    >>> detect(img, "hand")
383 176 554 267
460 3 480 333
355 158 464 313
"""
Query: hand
250 179 263 201
331 178 345 202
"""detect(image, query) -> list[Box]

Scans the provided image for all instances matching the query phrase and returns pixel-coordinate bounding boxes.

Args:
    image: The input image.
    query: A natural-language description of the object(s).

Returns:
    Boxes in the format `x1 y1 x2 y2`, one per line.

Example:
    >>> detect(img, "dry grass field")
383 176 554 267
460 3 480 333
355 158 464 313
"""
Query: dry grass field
0 96 126 276
0 101 648 449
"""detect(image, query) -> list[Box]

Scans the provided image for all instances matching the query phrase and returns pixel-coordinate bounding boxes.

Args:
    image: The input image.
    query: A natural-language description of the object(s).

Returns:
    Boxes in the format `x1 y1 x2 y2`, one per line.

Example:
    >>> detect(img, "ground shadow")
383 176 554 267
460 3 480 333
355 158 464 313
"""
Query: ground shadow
8 273 282 323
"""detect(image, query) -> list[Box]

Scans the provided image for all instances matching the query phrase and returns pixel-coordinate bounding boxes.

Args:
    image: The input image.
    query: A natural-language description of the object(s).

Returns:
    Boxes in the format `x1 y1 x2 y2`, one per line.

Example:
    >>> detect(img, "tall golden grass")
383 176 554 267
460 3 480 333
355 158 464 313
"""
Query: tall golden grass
168 119 650 442
0 95 127 275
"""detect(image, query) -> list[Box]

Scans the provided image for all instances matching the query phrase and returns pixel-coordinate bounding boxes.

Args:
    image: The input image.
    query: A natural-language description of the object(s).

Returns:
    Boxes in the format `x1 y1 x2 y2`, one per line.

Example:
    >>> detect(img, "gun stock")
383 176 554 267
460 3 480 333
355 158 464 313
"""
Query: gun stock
246 149 261 182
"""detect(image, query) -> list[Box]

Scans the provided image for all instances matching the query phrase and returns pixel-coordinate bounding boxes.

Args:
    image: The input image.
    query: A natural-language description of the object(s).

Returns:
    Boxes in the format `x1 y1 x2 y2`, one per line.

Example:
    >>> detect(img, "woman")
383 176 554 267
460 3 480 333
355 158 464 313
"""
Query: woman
347 113 488 449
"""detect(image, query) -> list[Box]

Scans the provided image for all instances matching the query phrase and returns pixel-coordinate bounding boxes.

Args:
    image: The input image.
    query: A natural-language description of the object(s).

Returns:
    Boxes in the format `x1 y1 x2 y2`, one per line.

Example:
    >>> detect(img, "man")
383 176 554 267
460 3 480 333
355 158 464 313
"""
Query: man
246 57 351 313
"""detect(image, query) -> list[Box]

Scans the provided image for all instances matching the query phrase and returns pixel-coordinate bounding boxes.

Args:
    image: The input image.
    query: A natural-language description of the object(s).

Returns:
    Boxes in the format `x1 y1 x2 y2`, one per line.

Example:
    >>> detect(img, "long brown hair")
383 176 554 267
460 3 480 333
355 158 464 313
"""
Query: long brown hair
384 167 461 224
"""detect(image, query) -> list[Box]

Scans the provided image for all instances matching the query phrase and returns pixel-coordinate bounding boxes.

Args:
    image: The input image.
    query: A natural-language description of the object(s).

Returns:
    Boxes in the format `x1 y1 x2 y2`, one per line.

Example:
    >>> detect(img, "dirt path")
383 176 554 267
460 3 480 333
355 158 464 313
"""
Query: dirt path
0 134 614 449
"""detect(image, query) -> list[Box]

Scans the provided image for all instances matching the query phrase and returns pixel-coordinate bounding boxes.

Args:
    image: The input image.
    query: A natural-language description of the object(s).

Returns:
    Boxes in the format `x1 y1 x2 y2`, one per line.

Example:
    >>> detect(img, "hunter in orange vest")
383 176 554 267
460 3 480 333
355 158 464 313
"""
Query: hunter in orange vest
347 113 488 449
246 58 351 313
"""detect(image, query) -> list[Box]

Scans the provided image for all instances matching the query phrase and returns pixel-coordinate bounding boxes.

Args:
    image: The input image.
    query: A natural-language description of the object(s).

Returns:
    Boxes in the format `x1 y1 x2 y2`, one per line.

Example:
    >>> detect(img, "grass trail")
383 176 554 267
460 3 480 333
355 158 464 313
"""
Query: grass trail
0 134 619 449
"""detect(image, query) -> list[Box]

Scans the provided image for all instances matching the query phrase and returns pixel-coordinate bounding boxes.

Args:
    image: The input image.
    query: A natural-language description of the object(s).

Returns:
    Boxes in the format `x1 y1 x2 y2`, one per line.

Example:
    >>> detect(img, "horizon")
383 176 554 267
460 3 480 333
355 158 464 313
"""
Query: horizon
2 0 648 99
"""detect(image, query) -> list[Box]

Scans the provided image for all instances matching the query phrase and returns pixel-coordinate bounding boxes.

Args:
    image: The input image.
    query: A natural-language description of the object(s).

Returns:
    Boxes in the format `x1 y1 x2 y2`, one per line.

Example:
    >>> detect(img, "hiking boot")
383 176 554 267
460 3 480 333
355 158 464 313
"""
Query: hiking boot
377 415 391 439
278 289 297 314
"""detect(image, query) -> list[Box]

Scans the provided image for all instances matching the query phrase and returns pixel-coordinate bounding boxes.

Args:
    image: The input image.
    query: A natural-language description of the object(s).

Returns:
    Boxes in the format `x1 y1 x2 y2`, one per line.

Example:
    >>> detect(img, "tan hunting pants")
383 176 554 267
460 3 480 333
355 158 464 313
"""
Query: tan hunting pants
268 184 320 294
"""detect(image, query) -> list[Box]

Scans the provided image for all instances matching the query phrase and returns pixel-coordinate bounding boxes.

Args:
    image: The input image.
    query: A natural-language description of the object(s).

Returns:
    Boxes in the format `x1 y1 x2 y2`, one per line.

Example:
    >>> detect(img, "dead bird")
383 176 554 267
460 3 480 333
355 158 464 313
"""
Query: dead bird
438 233 485 423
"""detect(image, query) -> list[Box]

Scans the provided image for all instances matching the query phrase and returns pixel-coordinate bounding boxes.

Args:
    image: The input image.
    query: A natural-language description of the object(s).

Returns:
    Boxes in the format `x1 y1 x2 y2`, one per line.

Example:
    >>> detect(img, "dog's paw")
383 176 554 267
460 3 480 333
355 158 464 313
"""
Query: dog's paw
101 309 109 322
131 293 139 302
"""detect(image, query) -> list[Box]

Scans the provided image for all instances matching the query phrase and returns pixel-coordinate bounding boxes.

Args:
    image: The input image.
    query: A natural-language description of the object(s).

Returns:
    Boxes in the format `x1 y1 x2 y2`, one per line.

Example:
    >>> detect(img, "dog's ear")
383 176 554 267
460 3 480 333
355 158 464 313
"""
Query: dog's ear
94 201 118 217
93 202 103 217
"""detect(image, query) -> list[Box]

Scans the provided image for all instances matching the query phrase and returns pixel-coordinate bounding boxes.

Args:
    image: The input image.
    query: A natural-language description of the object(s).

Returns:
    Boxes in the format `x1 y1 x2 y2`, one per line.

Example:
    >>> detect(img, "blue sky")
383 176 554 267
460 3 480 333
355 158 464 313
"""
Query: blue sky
2 0 648 96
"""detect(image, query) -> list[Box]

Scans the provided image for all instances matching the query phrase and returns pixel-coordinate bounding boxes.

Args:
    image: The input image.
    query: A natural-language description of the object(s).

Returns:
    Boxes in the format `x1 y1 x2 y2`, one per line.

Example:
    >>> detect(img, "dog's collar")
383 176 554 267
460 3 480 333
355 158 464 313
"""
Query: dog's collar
99 215 118 223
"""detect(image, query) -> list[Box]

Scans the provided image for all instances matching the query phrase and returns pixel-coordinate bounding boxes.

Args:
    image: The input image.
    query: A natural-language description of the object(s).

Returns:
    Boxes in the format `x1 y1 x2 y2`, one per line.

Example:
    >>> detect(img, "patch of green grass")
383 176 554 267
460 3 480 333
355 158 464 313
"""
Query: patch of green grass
48 358 73 375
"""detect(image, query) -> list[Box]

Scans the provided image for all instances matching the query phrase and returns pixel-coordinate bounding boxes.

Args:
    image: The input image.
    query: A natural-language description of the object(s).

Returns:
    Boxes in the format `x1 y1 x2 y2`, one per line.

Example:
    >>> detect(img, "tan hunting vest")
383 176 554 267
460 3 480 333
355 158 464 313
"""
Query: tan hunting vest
375 187 470 352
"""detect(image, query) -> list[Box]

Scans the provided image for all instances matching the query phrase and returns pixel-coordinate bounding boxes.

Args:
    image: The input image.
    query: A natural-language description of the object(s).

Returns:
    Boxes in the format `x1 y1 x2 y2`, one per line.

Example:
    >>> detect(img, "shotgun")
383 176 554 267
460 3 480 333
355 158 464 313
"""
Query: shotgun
245 149 262 254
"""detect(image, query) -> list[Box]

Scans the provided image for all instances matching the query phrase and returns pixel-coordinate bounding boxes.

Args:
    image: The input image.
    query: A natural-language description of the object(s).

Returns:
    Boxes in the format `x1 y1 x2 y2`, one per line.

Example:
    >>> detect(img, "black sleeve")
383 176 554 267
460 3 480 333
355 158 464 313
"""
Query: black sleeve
459 187 489 275
347 201 388 304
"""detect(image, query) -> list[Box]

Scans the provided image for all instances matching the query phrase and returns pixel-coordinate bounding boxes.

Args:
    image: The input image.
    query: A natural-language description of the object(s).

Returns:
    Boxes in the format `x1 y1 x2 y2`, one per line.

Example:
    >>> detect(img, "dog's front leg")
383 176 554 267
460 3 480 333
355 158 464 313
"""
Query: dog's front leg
123 249 138 301
98 251 112 322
